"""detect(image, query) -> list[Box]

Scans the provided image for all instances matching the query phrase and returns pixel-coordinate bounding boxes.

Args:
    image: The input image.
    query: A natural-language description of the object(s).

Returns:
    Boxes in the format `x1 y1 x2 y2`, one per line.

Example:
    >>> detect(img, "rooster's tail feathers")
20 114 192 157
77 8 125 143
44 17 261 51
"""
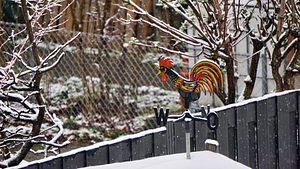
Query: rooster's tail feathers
190 60 223 94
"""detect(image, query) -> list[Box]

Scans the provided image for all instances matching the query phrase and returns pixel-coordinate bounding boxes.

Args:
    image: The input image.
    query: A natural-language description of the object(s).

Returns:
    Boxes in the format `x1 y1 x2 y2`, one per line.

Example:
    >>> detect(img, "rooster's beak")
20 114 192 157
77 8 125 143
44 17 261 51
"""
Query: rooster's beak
155 63 167 82
156 64 161 75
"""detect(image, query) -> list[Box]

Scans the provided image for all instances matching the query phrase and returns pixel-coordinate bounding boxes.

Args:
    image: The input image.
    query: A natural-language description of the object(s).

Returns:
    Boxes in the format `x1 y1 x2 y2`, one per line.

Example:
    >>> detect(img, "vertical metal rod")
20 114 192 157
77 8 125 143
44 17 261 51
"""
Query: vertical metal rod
185 132 191 159
185 118 191 159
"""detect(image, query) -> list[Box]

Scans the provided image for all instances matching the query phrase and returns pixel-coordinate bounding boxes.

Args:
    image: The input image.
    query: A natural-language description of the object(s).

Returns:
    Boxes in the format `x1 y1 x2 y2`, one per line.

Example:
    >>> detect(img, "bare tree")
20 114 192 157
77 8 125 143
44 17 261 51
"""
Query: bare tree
239 1 274 100
118 0 259 104
264 0 300 91
244 0 300 93
0 0 79 167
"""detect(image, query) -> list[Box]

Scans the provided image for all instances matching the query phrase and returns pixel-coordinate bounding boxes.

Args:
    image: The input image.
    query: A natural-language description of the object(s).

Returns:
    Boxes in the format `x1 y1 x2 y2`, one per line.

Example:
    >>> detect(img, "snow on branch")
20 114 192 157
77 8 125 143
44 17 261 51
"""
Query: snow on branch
119 0 255 60
0 0 78 166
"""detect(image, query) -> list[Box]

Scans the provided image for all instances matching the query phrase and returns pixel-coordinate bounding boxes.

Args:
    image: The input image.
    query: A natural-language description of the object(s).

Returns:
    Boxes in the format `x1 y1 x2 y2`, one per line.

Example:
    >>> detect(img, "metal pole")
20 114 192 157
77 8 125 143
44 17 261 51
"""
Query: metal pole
185 118 191 159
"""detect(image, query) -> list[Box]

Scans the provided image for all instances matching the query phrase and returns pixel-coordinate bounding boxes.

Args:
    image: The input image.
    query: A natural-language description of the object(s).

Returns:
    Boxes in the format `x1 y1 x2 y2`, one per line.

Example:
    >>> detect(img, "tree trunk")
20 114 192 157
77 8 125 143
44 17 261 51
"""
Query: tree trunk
270 0 285 92
226 58 236 104
243 39 263 99
283 43 299 90
100 0 112 35
271 47 284 92
65 0 75 30
7 0 46 166
283 70 294 90
77 36 92 118
137 1 153 39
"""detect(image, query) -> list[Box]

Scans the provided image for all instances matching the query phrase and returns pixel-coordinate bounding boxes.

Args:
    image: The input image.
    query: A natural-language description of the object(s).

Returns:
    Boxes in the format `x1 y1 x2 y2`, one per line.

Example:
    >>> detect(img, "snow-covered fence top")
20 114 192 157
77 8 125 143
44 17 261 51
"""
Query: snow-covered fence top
9 89 300 169
8 127 168 169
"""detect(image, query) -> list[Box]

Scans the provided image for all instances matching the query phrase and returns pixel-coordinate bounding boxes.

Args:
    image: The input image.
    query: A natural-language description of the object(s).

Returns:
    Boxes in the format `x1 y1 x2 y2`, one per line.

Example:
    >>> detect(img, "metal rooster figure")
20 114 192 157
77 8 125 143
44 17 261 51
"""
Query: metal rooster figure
157 56 224 110
156 57 224 159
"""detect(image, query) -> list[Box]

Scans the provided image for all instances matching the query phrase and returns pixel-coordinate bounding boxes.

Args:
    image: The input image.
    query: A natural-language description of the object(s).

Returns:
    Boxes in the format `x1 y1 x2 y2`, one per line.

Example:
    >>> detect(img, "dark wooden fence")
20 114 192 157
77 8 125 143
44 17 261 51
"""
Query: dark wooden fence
9 90 300 169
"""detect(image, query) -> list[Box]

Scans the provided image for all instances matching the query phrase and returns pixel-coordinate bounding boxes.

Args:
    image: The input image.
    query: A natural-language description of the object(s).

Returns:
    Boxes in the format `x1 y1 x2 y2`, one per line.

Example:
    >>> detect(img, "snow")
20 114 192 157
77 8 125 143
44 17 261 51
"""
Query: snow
79 151 250 169
60 126 167 157
45 76 180 110
8 127 167 169
213 89 300 112
237 88 245 102
205 139 219 146
244 75 252 83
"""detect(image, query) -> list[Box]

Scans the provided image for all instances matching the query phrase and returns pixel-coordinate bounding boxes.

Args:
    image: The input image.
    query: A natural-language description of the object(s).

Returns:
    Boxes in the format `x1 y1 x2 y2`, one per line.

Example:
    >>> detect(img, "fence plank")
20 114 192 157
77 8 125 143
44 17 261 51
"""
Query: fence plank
23 164 39 169
236 105 249 166
62 153 76 169
216 110 228 155
166 122 174 154
217 108 235 158
236 102 257 168
298 92 300 168
39 158 62 169
277 93 298 169
173 121 186 153
108 139 131 163
257 97 277 169
132 134 154 160
153 129 167 156
76 151 86 168
86 145 108 166
195 119 207 151
247 102 257 169
226 108 237 160
62 151 86 169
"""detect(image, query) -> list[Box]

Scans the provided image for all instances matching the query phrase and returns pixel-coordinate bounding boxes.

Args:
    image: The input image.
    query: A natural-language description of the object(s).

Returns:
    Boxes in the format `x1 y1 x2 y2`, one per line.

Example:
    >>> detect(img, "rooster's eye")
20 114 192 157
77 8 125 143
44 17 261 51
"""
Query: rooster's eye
160 67 165 71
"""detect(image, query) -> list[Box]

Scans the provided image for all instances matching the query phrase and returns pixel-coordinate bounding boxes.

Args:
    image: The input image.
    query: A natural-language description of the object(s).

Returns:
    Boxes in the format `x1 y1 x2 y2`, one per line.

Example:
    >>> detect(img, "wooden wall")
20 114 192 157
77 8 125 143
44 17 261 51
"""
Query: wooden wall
50 0 180 40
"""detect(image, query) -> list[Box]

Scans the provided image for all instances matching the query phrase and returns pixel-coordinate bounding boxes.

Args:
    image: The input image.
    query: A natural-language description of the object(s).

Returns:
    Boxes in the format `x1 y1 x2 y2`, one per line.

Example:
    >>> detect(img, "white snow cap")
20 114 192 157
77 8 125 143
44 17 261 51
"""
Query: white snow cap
205 139 219 146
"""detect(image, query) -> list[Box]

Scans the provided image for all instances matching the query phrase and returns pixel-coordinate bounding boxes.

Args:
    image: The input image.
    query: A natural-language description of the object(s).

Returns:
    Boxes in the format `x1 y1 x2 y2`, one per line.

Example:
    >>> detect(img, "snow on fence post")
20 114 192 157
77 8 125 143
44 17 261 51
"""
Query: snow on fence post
205 139 219 152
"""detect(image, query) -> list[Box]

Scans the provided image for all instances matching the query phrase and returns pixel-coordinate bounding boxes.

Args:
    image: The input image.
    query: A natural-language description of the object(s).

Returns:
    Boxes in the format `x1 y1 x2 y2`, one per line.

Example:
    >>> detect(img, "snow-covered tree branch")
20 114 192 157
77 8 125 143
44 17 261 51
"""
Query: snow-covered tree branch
120 0 300 102
119 0 257 104
0 0 79 167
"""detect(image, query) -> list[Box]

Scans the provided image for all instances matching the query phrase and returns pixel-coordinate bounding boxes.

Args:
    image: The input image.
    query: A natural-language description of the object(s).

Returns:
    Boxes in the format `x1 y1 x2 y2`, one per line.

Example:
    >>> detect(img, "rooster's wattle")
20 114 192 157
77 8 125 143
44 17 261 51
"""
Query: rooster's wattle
157 56 224 110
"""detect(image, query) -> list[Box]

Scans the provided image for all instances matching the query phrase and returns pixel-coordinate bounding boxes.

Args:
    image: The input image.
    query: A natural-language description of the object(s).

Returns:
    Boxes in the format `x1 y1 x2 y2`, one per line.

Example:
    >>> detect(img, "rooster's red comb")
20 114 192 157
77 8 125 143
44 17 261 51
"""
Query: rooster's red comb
159 56 173 67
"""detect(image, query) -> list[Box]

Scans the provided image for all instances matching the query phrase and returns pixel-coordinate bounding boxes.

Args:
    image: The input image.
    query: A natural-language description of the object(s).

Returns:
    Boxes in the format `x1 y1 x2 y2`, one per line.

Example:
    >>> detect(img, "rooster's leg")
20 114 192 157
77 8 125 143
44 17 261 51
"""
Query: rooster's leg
182 96 191 111
179 90 200 111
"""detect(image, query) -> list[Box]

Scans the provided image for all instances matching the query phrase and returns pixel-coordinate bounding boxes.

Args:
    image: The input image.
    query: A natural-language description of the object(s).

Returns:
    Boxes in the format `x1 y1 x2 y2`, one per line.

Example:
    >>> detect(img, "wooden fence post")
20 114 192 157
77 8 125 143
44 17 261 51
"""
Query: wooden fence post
205 139 219 152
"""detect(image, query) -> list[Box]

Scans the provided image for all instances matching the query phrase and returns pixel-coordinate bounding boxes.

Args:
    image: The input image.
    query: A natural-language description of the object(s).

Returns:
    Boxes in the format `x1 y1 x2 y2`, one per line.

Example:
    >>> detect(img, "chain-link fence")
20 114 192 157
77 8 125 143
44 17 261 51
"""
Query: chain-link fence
0 22 184 136
0 21 278 138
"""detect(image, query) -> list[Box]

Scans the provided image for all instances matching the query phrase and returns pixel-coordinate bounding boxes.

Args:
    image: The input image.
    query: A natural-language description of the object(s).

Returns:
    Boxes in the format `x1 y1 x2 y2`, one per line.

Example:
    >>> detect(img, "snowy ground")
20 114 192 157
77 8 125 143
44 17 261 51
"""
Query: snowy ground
80 151 250 169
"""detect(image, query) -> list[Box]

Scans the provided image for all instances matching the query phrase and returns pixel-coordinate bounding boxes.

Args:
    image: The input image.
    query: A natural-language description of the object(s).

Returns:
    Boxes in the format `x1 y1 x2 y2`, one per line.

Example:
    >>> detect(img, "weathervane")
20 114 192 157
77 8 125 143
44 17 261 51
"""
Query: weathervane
155 56 224 159
156 56 223 110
